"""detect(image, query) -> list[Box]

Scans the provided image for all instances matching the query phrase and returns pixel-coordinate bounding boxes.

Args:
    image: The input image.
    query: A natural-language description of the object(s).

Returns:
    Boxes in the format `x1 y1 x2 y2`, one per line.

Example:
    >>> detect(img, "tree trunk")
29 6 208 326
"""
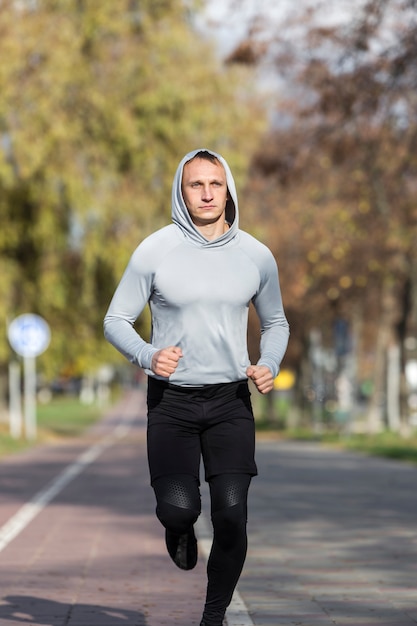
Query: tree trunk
366 280 398 432
386 343 401 431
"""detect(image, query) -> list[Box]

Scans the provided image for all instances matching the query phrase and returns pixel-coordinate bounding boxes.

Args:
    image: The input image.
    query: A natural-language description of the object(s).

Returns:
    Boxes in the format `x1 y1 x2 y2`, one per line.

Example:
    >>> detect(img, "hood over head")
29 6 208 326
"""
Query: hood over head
171 148 239 248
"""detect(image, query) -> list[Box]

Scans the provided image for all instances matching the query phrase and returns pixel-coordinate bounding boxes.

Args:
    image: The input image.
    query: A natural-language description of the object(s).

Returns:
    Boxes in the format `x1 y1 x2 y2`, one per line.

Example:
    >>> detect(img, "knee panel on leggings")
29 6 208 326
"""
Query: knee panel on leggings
211 502 247 550
209 473 251 513
153 474 201 535
209 474 251 550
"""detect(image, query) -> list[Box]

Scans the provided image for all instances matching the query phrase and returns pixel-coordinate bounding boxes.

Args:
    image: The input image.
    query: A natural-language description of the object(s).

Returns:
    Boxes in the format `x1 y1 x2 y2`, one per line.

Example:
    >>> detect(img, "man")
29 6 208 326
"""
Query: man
104 149 289 626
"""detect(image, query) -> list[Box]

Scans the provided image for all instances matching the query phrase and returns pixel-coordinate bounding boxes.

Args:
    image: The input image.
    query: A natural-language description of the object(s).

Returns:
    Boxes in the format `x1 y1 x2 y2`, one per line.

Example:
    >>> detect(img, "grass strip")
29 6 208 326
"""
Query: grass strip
256 423 417 466
0 396 103 458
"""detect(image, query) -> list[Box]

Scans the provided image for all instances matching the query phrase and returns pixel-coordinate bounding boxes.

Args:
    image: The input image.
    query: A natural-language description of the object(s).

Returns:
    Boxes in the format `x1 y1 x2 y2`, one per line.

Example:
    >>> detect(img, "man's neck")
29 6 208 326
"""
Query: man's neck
195 220 230 241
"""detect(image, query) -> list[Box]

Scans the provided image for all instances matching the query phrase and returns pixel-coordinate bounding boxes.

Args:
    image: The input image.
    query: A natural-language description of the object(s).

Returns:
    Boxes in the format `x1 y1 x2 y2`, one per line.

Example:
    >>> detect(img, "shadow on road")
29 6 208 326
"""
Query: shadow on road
0 595 147 625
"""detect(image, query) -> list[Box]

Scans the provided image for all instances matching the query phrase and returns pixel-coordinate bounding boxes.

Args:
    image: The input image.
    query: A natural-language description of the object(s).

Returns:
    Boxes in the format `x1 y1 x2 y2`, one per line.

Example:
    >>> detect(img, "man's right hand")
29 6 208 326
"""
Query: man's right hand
151 346 183 378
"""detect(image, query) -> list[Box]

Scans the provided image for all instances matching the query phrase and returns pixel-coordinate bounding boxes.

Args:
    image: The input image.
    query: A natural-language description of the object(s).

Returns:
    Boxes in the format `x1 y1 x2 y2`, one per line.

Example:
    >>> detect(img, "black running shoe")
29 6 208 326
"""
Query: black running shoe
165 527 197 570
200 608 226 625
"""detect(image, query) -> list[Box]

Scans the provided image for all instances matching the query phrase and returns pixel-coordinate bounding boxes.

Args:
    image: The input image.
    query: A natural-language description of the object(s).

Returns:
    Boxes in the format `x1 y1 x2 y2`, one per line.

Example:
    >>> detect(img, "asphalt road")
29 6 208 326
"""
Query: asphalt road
0 388 416 626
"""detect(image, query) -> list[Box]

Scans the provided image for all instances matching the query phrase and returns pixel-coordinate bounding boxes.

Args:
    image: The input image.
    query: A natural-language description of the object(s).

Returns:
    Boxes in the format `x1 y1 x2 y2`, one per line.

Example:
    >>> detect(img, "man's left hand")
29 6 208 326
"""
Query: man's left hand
246 365 274 394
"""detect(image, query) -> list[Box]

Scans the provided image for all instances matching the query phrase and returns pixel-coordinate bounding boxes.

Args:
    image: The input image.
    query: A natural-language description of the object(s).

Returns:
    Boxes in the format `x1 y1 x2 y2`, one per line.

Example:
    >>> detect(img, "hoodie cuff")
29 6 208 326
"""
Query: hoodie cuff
136 344 159 370
257 358 279 380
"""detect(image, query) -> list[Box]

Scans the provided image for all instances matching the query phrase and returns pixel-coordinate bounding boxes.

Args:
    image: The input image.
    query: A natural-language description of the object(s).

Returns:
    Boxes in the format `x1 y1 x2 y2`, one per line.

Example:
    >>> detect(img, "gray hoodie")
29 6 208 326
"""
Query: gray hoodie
104 148 289 386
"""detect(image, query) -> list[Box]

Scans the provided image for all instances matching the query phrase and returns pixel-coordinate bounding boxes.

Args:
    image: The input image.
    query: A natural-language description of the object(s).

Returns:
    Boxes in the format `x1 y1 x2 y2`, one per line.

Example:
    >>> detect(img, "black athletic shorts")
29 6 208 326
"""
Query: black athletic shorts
146 377 258 484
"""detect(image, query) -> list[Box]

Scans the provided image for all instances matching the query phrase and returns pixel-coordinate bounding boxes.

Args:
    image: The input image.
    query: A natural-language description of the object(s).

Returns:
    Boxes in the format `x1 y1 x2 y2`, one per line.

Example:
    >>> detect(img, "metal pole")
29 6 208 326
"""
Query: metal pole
9 361 22 439
24 356 37 440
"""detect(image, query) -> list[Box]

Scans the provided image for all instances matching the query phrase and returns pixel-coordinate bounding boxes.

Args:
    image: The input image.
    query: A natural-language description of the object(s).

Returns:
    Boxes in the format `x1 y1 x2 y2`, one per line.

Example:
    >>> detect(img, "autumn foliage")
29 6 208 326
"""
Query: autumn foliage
233 0 417 429
0 0 262 392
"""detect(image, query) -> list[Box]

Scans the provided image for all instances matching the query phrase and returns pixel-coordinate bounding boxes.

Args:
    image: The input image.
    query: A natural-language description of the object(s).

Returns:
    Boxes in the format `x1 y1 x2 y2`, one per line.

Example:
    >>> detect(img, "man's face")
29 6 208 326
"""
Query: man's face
181 158 228 228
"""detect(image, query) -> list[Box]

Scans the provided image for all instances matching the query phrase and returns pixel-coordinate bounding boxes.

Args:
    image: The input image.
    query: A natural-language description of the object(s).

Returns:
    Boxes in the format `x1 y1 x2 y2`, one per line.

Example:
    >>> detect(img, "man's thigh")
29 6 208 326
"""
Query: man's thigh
147 380 202 484
201 411 257 481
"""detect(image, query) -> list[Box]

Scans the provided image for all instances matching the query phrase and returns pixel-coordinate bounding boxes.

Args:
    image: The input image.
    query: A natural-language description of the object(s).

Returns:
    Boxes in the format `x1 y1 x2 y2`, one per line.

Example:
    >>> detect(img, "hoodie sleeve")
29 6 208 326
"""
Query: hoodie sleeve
251 248 290 378
103 243 159 370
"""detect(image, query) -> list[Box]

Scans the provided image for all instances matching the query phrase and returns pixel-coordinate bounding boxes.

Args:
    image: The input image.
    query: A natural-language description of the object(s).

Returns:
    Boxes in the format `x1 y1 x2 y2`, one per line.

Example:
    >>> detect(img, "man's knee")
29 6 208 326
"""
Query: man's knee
156 500 200 534
152 474 201 533
212 502 247 548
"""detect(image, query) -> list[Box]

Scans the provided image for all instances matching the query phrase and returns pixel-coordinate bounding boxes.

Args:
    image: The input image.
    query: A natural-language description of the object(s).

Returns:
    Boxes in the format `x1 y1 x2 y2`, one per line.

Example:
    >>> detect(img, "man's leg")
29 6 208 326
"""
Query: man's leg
147 378 203 569
201 473 252 626
152 473 201 570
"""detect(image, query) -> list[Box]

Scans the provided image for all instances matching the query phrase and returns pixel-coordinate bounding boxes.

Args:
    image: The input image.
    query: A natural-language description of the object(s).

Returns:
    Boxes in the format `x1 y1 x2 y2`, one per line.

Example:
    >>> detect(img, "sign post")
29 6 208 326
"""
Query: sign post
7 314 51 440
8 361 22 438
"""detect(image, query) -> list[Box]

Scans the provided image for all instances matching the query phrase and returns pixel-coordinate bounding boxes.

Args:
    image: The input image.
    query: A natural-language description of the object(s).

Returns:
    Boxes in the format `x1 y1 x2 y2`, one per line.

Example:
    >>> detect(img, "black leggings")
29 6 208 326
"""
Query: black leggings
153 472 251 625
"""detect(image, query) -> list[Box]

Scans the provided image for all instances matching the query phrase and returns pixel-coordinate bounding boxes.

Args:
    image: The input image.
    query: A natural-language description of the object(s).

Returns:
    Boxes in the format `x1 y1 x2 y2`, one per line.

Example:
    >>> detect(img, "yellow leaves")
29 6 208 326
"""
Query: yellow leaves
307 241 350 265
332 245 346 260
338 208 351 222
352 168 369 183
358 199 370 213
368 259 381 272
355 275 367 287
307 184 323 202
327 287 340 300
307 249 320 263
0 0 264 378
339 275 353 289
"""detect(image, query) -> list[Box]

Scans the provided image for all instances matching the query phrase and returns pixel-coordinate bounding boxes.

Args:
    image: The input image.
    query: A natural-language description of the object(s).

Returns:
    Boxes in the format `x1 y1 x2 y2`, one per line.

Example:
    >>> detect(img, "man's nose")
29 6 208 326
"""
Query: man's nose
202 184 213 200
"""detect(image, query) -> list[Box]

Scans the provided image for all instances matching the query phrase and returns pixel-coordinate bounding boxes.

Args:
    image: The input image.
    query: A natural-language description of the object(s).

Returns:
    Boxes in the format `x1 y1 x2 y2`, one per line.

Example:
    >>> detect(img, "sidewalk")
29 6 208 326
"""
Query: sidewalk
1 390 417 625
0 389 209 625
240 438 417 626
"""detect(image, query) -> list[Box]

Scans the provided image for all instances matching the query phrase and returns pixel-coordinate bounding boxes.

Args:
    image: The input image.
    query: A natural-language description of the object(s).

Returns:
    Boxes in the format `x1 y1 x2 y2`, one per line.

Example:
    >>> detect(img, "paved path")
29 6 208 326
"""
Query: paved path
0 389 417 626
0 390 209 626
242 437 417 626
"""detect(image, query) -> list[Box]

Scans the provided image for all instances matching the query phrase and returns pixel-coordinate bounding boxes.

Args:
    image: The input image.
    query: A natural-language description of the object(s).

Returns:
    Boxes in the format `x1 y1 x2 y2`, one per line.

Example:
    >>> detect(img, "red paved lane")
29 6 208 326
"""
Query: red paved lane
0 389 208 626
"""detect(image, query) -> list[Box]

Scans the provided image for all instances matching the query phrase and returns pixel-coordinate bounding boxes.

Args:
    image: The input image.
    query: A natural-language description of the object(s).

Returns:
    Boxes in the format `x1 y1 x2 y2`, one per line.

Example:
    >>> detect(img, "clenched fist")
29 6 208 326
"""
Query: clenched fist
151 346 183 378
246 365 274 394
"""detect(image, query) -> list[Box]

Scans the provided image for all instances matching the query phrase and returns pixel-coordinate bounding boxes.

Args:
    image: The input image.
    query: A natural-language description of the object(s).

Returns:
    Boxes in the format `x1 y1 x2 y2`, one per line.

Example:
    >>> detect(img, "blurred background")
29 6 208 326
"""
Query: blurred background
1 0 417 440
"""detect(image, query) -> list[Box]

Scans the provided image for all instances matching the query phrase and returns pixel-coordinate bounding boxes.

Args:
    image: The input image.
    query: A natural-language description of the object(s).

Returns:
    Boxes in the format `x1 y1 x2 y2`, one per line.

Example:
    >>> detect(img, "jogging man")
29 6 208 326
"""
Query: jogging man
104 148 289 626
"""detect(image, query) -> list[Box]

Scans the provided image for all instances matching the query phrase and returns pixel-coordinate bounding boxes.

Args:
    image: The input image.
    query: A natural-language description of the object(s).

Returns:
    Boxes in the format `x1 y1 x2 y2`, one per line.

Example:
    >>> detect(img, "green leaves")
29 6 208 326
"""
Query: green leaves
0 0 262 381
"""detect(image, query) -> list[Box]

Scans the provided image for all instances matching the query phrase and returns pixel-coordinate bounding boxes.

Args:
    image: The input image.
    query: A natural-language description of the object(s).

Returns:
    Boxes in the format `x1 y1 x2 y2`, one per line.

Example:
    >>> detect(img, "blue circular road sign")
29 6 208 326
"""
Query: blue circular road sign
8 314 51 358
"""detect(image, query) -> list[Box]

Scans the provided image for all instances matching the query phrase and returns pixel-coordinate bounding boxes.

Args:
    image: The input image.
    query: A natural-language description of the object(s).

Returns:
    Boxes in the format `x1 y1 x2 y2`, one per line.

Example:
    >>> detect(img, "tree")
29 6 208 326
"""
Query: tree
0 0 264 396
227 0 417 430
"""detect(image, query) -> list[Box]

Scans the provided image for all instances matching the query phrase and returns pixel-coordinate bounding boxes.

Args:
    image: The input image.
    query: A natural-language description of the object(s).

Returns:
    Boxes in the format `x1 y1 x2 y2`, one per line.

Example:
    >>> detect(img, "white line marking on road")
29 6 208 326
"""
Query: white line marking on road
0 428 129 554
195 514 255 626
0 417 255 626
